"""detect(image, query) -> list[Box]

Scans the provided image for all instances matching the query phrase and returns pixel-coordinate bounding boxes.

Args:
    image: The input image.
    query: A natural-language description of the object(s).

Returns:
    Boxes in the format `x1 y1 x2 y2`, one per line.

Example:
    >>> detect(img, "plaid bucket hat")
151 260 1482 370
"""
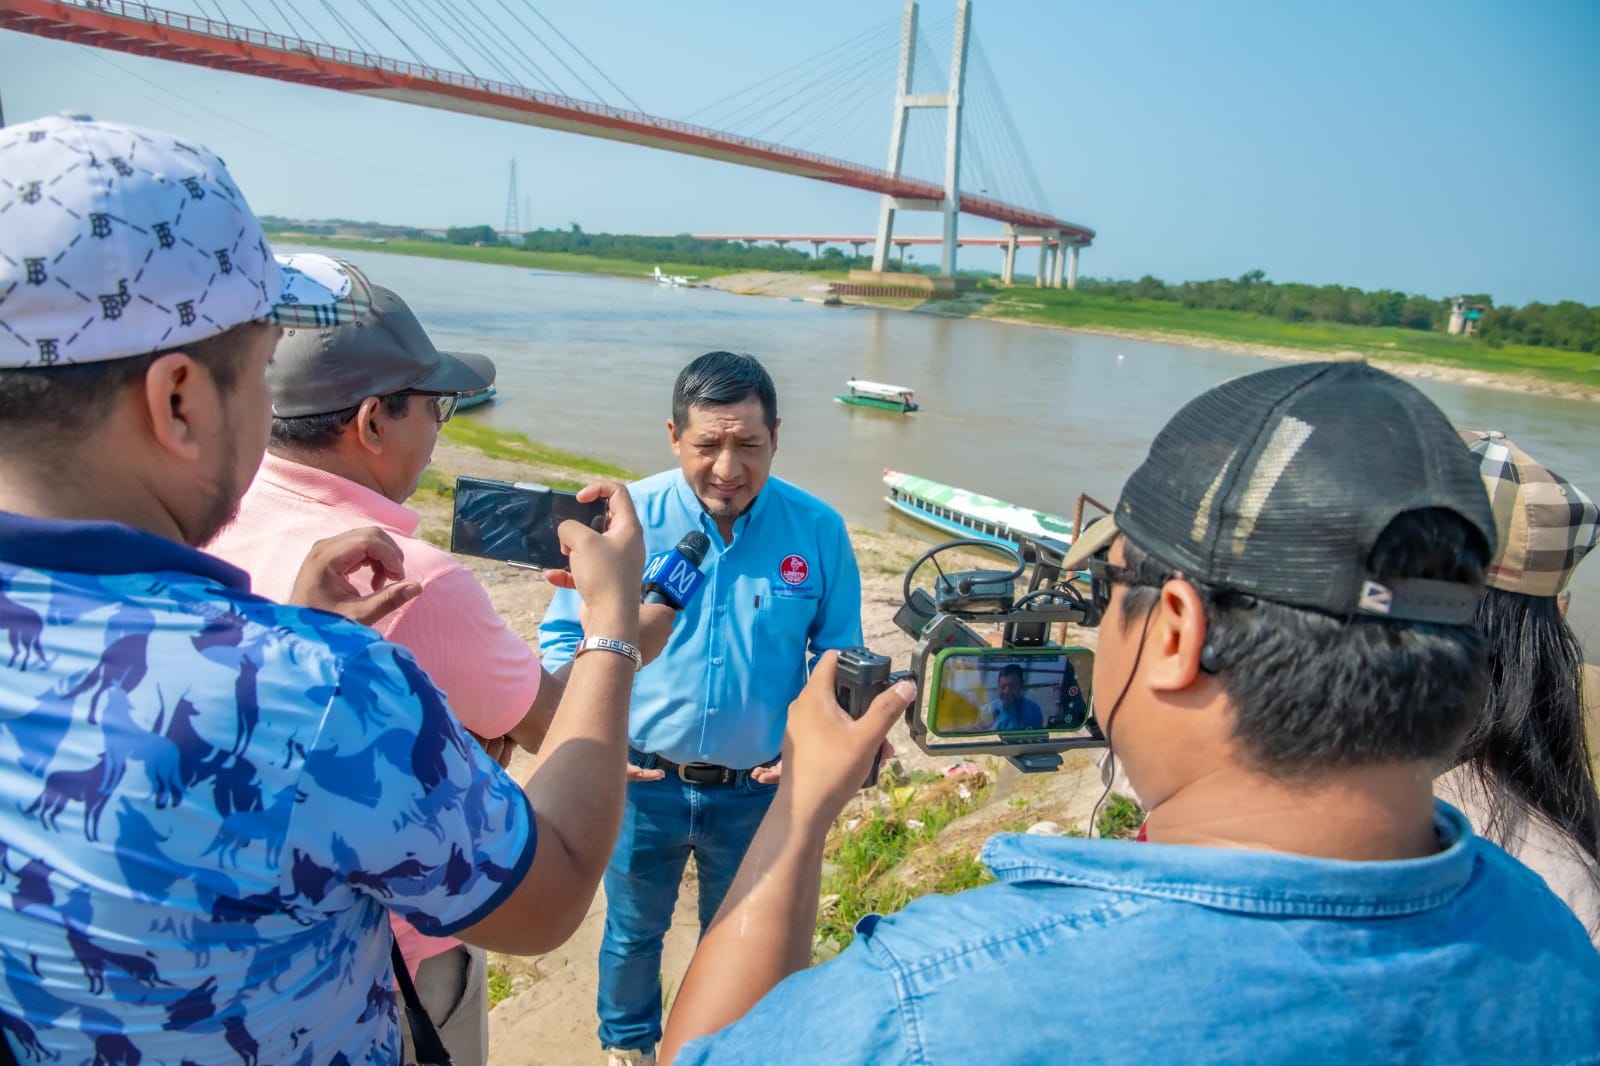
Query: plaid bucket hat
0 114 368 367
1461 430 1598 598
1115 361 1496 623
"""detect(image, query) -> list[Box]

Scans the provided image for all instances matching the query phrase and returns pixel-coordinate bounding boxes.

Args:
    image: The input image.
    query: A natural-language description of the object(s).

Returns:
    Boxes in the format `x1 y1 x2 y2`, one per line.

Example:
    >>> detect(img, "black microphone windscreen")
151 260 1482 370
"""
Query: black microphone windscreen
677 530 711 566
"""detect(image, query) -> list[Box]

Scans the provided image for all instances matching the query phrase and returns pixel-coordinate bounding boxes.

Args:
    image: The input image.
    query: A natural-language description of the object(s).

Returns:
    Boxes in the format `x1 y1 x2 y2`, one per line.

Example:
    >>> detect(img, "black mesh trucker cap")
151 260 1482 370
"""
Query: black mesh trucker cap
1115 361 1495 623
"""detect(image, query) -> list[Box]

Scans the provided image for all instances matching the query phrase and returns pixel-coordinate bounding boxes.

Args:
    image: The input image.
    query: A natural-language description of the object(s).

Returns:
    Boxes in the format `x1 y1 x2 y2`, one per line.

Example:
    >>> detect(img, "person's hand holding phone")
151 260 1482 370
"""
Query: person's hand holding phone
545 479 645 644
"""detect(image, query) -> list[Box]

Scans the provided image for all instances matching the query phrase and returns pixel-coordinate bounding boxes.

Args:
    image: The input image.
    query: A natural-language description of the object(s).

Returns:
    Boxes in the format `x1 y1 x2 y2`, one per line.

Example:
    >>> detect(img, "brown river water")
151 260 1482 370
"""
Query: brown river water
288 246 1600 654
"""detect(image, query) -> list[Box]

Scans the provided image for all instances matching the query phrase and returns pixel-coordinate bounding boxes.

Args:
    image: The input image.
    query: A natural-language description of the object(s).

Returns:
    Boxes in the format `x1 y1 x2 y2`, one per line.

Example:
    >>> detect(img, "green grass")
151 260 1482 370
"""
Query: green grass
265 233 745 282
982 287 1600 392
814 777 992 957
487 963 515 1008
439 419 638 484
1095 793 1146 841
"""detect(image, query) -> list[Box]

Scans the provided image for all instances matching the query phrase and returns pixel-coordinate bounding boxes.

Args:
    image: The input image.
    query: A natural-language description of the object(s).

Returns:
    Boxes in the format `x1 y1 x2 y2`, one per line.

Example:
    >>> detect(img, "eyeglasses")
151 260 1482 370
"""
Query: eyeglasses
1088 556 1149 619
405 391 460 425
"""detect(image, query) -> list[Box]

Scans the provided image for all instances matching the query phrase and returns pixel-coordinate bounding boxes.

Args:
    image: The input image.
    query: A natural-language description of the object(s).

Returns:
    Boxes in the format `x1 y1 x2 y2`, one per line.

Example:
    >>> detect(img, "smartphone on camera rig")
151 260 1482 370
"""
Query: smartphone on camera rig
835 507 1115 776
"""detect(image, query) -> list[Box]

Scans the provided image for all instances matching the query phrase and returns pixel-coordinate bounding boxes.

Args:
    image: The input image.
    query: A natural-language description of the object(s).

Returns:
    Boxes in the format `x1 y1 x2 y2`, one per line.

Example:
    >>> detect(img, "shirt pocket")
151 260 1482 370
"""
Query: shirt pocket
756 592 817 646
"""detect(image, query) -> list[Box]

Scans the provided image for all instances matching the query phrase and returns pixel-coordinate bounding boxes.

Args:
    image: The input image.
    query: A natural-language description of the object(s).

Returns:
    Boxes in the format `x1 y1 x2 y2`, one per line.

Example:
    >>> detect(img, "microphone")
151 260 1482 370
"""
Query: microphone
641 531 711 610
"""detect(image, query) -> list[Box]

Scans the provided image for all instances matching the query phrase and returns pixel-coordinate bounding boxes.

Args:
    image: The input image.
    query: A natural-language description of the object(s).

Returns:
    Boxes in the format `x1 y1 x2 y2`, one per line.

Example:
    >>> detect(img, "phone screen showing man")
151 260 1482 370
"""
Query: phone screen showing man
929 649 1093 736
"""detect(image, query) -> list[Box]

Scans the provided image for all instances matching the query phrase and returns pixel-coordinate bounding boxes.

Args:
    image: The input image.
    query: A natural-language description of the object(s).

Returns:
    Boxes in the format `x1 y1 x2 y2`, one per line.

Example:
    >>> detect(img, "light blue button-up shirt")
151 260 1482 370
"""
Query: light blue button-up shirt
539 470 863 769
677 803 1600 1064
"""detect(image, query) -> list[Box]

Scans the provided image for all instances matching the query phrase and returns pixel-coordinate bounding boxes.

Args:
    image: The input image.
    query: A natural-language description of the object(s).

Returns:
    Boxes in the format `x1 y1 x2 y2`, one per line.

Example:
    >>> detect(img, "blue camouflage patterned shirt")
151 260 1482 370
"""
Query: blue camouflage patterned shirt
0 511 536 1064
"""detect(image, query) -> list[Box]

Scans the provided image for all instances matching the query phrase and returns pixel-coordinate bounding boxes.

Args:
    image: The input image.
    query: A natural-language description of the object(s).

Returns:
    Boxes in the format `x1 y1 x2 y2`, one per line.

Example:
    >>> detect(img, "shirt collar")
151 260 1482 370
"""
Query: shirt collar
982 801 1478 920
0 508 250 591
256 452 420 536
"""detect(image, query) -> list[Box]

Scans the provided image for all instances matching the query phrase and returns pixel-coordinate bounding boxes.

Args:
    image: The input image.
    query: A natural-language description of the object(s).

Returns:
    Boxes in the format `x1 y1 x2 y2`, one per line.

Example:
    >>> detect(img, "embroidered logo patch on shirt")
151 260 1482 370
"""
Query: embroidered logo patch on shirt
779 554 810 585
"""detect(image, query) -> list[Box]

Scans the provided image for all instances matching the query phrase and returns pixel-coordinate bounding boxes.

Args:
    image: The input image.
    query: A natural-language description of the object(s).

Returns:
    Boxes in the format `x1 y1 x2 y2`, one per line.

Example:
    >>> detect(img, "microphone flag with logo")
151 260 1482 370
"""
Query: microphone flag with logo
642 531 711 610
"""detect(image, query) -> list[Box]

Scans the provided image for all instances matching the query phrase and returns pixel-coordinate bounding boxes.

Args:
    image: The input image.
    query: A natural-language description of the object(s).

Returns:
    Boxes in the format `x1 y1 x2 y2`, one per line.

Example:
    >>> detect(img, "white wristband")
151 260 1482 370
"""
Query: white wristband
574 635 643 671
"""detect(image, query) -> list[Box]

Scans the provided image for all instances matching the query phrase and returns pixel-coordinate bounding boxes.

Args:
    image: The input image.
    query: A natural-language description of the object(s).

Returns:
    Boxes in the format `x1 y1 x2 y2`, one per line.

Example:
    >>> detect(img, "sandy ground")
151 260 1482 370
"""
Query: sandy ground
420 437 1600 1064
704 271 1600 404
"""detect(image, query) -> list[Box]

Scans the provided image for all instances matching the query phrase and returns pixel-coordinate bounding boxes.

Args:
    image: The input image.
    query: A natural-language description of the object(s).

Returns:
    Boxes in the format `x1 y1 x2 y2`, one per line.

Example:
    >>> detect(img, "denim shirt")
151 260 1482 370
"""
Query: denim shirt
678 804 1600 1064
539 470 862 769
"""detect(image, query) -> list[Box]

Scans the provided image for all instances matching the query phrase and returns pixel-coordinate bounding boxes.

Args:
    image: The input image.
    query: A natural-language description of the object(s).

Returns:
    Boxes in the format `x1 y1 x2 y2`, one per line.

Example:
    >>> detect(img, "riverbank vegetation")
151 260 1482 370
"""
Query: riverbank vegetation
1076 271 1600 356
981 286 1600 392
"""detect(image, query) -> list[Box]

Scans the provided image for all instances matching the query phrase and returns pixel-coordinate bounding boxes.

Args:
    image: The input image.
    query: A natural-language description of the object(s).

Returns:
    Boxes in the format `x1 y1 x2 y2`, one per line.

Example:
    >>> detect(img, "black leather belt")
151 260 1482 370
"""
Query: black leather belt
629 747 775 786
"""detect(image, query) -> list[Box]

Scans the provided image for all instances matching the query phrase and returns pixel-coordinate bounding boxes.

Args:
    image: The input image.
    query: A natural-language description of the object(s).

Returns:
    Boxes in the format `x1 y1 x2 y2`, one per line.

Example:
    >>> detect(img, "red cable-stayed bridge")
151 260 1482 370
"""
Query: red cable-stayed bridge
0 0 1095 286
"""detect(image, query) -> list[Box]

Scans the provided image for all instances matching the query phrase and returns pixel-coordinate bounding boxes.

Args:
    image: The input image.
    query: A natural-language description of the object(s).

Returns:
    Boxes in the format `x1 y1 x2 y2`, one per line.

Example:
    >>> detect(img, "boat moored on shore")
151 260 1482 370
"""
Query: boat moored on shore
883 469 1077 555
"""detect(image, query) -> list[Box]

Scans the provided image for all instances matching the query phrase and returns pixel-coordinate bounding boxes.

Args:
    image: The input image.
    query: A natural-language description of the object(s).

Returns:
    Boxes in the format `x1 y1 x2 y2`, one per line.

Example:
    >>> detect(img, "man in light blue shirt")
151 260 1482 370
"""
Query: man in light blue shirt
539 351 862 1065
657 362 1600 1064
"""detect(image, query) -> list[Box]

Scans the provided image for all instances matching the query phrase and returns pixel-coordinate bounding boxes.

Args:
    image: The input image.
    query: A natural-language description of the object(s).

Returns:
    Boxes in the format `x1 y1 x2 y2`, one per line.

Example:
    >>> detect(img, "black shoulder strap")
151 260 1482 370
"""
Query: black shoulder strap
392 940 454 1066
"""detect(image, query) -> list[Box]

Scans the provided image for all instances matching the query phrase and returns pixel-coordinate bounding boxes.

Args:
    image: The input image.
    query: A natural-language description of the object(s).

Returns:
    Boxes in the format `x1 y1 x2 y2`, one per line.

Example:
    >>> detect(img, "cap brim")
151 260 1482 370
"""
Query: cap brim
269 253 374 329
413 349 497 396
1059 515 1119 571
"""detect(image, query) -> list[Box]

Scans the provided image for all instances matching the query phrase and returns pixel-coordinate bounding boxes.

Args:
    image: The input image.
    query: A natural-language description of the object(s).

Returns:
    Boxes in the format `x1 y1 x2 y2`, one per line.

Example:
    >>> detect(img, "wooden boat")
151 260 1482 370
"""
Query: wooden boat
837 378 918 413
456 385 497 411
882 469 1076 554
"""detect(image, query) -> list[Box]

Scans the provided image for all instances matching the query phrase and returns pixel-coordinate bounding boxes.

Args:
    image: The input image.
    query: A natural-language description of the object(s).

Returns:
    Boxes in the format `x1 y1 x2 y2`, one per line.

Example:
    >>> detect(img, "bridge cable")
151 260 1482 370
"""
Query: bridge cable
351 0 430 66
680 14 900 126
518 2 646 113
483 0 589 100
440 0 569 96
429 0 538 89
265 0 314 42
770 56 894 160
384 0 486 80
466 0 589 99
317 0 382 55
727 23 901 144
708 23 896 137
62 44 482 184
971 38 1051 213
744 32 898 147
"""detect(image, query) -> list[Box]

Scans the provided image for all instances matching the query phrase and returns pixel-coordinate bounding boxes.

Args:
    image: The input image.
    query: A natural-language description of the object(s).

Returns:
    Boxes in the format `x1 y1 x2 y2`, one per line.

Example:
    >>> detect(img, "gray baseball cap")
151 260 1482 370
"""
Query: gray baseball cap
268 284 496 417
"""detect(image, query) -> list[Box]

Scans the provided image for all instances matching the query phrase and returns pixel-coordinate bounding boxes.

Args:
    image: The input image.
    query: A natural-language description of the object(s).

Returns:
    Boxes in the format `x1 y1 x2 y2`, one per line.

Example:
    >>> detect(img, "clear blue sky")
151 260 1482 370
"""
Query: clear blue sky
2 1 1596 305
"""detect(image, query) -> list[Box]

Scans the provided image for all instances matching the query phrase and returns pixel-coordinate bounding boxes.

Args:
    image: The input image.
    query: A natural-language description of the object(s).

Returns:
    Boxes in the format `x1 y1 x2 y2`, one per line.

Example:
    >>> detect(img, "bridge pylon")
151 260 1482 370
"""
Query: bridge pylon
871 0 971 278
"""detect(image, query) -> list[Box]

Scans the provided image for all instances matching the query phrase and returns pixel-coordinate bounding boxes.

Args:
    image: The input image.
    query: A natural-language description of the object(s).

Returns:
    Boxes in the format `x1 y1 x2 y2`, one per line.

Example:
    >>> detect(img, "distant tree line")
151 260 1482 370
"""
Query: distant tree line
508 225 888 272
1079 270 1600 354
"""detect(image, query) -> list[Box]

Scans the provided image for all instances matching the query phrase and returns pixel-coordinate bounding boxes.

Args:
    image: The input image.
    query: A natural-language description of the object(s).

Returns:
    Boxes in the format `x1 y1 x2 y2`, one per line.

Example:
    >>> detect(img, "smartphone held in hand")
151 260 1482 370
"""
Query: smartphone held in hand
449 475 608 570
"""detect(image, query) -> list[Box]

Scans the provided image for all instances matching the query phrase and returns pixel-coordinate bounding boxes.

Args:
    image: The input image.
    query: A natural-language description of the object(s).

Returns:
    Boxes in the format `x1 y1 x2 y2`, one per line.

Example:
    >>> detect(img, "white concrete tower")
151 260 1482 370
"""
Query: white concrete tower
871 0 972 277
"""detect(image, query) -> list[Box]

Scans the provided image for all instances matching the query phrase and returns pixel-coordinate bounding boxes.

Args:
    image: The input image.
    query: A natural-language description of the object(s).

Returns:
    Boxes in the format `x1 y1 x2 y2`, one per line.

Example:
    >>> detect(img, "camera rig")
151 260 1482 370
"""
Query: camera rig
835 495 1118 775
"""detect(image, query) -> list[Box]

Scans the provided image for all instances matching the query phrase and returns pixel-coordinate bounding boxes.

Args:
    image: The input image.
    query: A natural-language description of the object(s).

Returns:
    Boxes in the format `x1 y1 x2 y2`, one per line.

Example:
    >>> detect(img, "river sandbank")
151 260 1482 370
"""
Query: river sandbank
704 271 1600 403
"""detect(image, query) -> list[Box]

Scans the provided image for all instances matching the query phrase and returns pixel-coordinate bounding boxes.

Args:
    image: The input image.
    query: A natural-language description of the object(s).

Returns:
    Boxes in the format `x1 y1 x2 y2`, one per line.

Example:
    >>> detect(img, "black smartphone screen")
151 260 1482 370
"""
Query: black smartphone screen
449 476 608 569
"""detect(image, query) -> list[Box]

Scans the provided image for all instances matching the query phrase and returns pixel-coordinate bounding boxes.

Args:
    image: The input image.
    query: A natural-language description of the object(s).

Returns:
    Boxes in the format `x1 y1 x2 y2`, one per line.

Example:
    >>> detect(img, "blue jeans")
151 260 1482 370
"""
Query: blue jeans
596 756 778 1052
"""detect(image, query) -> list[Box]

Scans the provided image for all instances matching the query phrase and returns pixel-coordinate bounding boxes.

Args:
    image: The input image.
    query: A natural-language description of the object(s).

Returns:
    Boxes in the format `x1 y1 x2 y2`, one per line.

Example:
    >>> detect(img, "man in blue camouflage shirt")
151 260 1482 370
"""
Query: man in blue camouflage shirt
0 115 646 1064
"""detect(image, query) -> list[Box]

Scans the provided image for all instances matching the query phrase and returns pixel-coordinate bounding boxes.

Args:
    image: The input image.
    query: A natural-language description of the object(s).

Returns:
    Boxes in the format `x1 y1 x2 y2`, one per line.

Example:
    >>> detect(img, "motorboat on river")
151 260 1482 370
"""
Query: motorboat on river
837 378 919 413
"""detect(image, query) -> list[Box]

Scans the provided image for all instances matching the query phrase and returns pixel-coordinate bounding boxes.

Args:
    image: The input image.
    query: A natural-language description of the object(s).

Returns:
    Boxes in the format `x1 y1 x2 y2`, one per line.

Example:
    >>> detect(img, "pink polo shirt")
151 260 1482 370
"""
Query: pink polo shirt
209 452 541 969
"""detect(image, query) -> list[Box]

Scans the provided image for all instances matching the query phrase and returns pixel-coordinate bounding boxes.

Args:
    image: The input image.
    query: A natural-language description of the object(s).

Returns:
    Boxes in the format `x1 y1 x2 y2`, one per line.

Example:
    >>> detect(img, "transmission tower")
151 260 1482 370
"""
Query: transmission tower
504 159 520 238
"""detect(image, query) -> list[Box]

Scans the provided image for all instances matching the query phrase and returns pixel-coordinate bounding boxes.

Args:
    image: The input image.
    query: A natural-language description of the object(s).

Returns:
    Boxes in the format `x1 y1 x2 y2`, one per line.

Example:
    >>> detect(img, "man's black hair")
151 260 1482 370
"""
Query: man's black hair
998 663 1026 683
270 393 411 452
0 323 255 447
672 351 778 434
1118 507 1489 777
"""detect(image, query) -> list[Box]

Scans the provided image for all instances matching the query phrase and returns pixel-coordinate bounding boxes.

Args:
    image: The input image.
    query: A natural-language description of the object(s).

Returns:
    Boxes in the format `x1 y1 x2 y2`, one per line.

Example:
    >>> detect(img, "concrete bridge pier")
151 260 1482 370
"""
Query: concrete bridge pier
1001 230 1018 284
1036 240 1049 287
1067 244 1080 290
1050 240 1067 288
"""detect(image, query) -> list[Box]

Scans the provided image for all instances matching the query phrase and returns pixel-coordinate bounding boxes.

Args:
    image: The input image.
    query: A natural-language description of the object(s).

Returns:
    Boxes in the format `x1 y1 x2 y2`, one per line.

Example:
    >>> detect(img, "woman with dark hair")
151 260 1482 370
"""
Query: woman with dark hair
1437 430 1600 944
